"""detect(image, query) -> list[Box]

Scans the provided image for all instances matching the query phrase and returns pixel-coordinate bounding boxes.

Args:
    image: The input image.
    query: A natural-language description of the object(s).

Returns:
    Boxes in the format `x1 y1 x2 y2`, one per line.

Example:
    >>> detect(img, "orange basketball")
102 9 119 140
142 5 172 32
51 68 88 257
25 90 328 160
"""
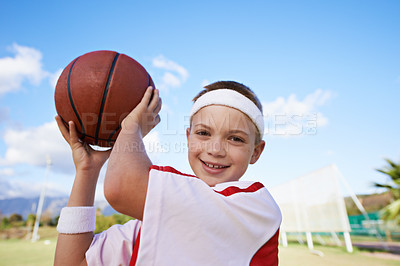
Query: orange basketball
54 50 154 147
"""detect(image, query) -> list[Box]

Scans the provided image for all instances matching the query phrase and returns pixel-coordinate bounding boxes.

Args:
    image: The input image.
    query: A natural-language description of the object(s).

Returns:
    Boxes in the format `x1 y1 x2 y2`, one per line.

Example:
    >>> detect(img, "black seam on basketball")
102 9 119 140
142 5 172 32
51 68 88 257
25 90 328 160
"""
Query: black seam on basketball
94 53 120 145
67 57 85 139
59 115 69 129
59 115 87 139
107 125 121 145
81 135 114 142
147 72 151 86
147 72 155 103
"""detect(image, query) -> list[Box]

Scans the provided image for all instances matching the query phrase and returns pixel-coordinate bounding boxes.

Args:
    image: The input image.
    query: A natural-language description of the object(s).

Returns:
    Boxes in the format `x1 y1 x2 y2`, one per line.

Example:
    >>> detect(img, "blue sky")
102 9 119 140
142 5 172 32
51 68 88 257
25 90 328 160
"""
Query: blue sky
0 0 399 201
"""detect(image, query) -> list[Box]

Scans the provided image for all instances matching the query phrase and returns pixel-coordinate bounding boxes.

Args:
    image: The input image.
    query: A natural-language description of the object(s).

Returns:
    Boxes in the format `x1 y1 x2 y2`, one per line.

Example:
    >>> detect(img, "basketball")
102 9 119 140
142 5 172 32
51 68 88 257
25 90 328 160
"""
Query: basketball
54 50 155 147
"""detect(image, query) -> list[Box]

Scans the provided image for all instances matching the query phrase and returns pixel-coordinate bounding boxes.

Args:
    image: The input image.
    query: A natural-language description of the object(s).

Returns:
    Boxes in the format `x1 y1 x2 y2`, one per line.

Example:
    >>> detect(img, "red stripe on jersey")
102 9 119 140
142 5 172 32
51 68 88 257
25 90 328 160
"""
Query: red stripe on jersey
214 182 264 196
250 229 280 266
150 165 197 178
129 228 141 266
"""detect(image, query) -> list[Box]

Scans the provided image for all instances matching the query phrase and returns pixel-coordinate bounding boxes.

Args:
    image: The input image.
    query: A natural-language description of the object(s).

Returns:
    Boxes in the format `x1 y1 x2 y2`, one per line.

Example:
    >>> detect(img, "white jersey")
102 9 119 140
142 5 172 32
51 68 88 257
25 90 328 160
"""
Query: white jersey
86 165 281 266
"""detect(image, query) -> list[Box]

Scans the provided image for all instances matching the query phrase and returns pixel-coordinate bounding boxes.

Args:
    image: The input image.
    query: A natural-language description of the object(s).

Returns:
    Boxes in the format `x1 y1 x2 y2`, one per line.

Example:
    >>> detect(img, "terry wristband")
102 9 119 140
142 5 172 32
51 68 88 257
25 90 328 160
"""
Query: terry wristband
57 206 96 234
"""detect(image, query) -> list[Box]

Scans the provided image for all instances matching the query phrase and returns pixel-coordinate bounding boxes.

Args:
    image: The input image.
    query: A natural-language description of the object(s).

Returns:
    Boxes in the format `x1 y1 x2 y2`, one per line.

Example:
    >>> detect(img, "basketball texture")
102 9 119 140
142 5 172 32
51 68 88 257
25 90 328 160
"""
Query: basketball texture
54 50 154 147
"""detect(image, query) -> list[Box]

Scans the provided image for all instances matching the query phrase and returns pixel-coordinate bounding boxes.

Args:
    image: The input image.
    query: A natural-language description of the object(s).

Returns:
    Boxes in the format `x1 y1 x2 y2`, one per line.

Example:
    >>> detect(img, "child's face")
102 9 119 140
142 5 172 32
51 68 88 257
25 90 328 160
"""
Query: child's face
187 105 265 186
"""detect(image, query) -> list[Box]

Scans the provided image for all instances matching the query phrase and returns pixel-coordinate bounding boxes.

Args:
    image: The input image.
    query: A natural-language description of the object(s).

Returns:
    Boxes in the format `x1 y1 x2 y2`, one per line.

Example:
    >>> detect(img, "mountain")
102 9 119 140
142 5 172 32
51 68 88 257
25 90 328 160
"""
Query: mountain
344 191 392 216
0 196 117 219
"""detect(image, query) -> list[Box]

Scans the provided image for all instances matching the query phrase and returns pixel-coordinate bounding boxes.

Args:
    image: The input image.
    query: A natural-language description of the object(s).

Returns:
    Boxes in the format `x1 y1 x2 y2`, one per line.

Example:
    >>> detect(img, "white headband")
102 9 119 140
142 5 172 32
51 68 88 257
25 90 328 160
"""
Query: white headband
190 89 264 136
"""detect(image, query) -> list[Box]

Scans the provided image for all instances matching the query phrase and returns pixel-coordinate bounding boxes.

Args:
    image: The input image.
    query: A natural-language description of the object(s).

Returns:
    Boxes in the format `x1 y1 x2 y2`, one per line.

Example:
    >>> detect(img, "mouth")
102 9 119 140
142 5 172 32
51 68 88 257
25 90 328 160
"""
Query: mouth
200 159 230 169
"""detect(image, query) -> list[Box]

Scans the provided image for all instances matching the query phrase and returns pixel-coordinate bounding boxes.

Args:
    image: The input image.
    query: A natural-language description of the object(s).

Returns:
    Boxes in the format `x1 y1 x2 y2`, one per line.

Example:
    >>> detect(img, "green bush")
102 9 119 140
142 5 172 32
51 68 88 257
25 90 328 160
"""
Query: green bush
1 217 10 229
94 212 134 234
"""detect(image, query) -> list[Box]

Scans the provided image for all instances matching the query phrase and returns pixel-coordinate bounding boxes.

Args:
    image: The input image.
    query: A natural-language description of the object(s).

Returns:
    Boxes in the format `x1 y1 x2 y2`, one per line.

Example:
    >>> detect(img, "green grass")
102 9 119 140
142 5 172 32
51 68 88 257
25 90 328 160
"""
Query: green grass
0 227 57 266
1 227 399 265
279 243 400 266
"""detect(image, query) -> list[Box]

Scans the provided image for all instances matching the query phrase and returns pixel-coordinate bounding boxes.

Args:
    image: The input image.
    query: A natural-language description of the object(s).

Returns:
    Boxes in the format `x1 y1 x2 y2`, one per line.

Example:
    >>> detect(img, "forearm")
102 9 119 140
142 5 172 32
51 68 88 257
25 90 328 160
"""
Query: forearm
67 169 100 206
104 127 151 220
54 170 100 266
105 86 160 220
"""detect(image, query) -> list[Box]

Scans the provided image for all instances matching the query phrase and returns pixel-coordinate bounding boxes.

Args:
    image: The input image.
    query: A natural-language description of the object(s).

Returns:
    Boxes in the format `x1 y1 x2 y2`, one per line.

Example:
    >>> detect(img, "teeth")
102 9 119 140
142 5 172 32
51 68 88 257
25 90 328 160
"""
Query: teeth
204 162 226 169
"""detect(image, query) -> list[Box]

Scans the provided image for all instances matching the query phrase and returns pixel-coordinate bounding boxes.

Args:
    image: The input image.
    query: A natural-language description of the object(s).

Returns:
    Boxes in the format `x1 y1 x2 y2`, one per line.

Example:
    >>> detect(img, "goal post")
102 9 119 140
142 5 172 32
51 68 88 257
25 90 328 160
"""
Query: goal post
270 164 353 252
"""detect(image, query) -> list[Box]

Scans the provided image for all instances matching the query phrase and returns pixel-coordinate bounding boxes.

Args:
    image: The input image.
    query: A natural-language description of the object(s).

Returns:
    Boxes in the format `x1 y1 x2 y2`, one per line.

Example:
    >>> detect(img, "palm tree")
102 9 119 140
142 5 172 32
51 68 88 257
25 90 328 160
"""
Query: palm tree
374 158 400 224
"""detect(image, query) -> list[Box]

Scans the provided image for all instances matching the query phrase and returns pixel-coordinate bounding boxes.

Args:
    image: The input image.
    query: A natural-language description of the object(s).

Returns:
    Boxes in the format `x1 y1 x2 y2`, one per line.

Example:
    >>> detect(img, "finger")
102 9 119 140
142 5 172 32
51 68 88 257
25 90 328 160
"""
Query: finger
140 86 154 107
153 96 162 114
55 116 71 144
68 121 81 145
154 114 161 125
147 88 159 111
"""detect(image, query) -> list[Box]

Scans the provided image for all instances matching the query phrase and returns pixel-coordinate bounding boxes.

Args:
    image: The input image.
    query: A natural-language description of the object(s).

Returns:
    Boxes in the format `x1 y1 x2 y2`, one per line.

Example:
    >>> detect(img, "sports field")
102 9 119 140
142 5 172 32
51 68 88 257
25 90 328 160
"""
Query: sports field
0 228 399 265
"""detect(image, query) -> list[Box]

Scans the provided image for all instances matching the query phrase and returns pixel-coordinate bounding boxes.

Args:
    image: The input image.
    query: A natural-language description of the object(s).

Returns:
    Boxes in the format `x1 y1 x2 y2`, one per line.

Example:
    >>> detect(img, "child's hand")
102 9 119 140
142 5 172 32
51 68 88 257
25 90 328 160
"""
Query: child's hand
55 116 111 173
122 86 162 137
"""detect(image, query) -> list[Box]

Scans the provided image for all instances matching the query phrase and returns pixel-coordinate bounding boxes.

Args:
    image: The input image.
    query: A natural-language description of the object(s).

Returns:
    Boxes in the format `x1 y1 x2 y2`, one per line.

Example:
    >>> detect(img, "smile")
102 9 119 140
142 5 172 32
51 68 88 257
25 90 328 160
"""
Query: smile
201 160 229 169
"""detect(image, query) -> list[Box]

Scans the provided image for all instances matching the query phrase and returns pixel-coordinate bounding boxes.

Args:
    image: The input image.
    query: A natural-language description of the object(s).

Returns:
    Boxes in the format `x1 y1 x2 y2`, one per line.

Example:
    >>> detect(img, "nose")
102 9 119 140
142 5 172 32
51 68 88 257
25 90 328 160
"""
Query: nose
206 138 226 157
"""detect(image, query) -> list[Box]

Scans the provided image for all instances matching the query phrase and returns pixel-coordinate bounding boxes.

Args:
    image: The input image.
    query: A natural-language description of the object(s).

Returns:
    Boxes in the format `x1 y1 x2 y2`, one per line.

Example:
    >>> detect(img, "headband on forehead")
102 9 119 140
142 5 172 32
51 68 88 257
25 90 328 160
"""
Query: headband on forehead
190 89 264 136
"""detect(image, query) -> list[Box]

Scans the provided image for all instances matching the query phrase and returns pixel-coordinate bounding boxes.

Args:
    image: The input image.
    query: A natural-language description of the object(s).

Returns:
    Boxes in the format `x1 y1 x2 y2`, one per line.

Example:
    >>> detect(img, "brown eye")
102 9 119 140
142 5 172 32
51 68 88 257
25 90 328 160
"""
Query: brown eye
196 130 210 136
229 136 245 143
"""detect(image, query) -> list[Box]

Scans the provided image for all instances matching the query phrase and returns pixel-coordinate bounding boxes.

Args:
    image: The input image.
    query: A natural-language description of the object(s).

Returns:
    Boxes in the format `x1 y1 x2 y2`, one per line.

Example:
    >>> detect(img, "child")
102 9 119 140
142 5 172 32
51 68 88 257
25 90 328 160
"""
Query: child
54 81 281 266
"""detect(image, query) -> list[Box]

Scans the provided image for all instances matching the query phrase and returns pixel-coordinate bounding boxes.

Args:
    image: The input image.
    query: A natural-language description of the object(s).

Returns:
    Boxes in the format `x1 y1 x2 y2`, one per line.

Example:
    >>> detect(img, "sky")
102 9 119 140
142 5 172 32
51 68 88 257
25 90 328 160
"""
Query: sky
0 0 399 202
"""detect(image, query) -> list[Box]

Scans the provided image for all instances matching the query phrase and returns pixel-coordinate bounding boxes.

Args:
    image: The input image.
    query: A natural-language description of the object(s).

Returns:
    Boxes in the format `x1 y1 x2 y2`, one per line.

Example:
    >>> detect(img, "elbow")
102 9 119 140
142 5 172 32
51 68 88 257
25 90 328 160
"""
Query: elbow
104 182 118 208
104 170 124 211
104 181 126 215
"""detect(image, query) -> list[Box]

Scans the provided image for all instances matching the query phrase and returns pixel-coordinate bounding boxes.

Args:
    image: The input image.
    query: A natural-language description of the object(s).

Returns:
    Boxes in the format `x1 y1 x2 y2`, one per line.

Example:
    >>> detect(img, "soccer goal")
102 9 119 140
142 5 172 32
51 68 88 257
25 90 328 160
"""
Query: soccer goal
270 164 353 253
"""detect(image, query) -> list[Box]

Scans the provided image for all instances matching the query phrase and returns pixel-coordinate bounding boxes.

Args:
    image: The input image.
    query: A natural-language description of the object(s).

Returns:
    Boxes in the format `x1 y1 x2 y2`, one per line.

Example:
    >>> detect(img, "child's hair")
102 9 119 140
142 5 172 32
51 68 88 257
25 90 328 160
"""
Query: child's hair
192 81 263 143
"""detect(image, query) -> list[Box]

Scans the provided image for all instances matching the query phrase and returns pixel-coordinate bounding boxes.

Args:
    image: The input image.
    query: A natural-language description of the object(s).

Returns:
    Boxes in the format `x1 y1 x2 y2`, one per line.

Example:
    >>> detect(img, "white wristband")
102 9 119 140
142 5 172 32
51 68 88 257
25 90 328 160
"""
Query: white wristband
57 206 96 234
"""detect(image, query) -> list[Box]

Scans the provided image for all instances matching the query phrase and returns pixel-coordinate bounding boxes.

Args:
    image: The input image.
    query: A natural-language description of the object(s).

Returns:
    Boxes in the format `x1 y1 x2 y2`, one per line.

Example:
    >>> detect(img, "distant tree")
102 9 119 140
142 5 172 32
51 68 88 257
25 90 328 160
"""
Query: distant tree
374 158 400 224
40 210 53 226
9 213 23 224
95 213 115 234
54 215 60 226
112 213 133 225
93 212 134 233
25 214 36 228
49 216 59 227
1 217 10 229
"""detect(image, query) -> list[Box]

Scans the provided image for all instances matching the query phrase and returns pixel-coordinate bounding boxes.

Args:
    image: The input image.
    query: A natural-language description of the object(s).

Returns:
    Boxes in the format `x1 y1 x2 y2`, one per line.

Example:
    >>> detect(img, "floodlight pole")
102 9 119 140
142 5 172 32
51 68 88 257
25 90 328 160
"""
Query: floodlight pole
32 155 52 242
306 232 314 250
281 230 288 247
343 232 353 252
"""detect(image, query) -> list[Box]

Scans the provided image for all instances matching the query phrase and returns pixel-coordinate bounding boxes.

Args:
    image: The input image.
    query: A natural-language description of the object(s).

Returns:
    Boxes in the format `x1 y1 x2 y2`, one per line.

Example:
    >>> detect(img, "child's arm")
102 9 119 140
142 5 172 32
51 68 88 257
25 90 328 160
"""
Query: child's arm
54 117 111 266
104 86 161 220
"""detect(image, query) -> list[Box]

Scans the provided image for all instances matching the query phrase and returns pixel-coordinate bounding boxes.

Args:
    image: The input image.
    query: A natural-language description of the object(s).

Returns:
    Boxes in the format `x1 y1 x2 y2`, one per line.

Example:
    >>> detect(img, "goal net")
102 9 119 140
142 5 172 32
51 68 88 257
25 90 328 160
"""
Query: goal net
269 164 352 251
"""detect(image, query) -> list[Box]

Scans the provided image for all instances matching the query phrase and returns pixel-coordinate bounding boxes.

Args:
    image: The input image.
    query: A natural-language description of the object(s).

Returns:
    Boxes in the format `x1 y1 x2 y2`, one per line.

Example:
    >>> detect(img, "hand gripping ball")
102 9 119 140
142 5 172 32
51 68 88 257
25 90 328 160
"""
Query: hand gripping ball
54 50 155 147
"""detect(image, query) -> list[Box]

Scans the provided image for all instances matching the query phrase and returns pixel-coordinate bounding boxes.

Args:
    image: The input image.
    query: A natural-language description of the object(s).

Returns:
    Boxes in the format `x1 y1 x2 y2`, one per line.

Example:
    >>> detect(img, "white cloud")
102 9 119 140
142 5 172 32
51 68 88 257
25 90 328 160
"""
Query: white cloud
0 121 73 173
0 177 68 199
0 107 9 123
153 55 188 80
143 130 166 154
152 55 189 91
0 120 165 174
0 43 50 95
262 89 332 137
49 68 63 90
201 79 210 87
162 72 181 88
0 168 14 176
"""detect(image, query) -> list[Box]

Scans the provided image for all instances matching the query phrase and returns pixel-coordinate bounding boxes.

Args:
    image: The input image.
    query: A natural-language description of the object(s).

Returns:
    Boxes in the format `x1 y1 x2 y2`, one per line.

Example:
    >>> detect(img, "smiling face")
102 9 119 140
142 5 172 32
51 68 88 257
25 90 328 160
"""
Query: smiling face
187 105 265 187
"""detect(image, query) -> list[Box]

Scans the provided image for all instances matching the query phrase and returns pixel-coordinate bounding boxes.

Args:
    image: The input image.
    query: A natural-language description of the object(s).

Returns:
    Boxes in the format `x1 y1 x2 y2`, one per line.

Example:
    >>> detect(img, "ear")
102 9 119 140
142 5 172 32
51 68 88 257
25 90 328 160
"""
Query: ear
186 127 190 146
250 140 265 164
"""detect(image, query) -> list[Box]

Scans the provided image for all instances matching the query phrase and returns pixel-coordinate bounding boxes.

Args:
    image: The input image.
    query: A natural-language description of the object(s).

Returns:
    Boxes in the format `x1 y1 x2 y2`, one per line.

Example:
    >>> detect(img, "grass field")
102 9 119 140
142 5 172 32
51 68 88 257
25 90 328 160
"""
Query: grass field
0 227 57 266
1 227 399 265
279 244 399 266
